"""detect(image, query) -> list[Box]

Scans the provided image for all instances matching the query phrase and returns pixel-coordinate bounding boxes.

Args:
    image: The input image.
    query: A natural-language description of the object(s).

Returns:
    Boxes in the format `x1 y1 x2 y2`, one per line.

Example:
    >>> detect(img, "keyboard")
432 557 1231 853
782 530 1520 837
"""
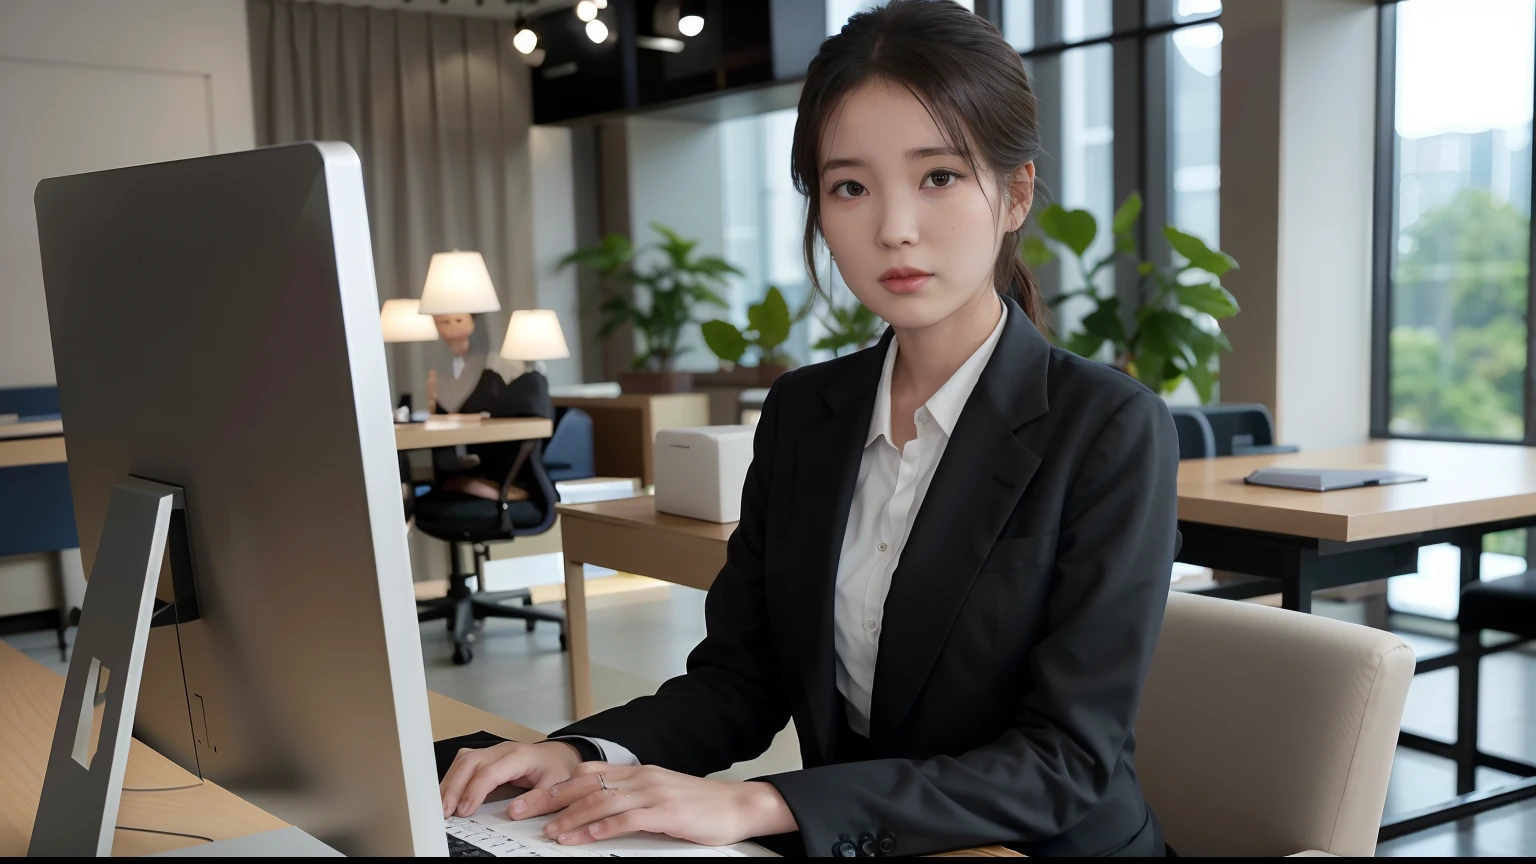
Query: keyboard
447 831 496 857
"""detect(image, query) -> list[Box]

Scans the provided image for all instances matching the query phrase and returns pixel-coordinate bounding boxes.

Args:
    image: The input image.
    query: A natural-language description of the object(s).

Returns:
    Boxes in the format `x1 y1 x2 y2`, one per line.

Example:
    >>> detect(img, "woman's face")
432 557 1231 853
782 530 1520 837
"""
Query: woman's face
817 80 1033 330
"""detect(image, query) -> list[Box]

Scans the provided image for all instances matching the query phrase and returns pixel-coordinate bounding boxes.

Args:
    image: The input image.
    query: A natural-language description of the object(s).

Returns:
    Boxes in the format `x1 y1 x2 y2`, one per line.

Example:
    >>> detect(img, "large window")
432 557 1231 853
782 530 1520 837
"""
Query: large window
1375 0 1535 443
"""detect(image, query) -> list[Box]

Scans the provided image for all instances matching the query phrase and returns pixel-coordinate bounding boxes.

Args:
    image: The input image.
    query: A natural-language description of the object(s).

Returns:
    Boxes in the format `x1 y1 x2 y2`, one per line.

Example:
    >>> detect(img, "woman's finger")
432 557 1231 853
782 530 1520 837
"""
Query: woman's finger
544 784 656 839
439 748 485 817
454 748 539 817
561 807 667 846
508 770 604 820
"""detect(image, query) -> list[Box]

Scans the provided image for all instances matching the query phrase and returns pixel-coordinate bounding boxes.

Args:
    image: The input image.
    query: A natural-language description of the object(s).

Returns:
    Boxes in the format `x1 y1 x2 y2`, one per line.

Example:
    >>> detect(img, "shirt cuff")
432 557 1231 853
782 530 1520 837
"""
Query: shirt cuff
551 736 641 767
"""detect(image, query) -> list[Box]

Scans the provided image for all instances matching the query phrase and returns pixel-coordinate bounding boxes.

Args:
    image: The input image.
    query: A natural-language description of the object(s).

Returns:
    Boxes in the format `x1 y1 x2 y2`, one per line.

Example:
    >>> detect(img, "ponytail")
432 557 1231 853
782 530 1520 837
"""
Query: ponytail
994 227 1049 334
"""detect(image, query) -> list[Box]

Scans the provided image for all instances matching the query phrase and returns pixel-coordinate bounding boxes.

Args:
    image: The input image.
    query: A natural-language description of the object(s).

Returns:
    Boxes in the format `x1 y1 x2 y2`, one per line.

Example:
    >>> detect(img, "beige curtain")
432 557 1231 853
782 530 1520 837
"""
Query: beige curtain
247 0 535 404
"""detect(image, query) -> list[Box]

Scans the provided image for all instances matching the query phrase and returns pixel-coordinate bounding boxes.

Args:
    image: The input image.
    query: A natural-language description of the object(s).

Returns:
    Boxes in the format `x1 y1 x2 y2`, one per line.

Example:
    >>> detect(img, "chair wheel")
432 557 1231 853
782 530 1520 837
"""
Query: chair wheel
526 619 536 632
452 646 473 665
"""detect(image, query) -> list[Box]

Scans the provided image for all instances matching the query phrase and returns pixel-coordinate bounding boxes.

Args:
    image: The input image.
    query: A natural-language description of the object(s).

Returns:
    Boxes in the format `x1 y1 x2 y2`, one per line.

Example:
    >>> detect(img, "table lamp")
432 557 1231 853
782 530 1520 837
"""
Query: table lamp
500 309 570 376
378 298 438 343
417 250 501 314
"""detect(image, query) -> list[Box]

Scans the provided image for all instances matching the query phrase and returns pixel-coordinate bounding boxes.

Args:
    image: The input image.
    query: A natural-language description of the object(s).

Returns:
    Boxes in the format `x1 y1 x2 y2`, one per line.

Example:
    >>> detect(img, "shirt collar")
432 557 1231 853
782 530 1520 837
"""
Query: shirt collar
867 301 1009 447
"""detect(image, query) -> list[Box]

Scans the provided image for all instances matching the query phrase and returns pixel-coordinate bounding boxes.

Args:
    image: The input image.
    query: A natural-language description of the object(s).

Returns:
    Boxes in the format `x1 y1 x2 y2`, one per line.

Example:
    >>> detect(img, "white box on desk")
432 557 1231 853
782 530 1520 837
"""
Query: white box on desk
653 425 755 523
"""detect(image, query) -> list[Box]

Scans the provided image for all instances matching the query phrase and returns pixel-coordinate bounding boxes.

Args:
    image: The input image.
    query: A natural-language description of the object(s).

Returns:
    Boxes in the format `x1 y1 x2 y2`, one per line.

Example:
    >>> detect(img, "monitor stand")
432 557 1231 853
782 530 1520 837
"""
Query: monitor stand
28 477 196 857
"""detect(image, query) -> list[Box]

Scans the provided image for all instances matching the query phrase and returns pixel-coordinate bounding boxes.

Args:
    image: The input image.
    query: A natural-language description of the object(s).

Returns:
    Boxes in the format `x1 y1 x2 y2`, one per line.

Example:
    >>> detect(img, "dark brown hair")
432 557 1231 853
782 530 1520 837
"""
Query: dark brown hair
790 0 1048 329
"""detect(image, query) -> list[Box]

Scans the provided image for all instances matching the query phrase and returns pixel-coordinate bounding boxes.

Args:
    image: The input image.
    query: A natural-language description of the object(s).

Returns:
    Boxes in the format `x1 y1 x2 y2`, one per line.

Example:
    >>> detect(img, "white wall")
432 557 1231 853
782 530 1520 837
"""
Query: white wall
529 125 584 387
0 0 256 389
625 115 728 373
0 0 254 615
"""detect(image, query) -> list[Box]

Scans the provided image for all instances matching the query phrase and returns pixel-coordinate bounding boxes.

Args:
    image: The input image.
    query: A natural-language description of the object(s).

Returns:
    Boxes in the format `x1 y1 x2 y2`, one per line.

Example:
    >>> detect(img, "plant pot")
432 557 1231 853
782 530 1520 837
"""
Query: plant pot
618 371 695 394
756 363 790 386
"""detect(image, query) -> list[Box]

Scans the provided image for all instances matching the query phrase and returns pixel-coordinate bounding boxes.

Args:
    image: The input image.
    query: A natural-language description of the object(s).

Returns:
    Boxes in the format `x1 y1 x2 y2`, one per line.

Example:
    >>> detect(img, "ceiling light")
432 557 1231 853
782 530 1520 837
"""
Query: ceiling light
679 0 705 36
575 0 598 22
513 18 538 54
585 18 608 43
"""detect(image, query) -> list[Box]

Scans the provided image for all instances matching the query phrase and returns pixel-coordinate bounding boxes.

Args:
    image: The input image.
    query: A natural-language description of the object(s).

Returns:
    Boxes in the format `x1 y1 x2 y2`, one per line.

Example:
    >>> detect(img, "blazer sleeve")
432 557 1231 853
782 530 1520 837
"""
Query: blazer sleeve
549 382 793 776
762 390 1179 856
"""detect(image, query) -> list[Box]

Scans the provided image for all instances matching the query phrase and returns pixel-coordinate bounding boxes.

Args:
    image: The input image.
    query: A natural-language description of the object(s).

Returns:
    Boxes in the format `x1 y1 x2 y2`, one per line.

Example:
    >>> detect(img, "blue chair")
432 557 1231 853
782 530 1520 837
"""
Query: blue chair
543 407 595 482
1168 406 1216 460
0 386 77 658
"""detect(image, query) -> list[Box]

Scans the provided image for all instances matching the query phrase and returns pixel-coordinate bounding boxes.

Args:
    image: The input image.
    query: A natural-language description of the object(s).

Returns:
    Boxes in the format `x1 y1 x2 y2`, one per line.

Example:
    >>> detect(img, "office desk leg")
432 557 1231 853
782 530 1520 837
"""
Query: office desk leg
564 559 593 721
1281 549 1314 614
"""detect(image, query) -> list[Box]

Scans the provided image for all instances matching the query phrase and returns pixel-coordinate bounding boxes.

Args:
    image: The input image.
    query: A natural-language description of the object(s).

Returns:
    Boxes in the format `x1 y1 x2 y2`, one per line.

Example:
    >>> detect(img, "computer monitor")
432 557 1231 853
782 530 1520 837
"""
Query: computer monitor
33 143 443 856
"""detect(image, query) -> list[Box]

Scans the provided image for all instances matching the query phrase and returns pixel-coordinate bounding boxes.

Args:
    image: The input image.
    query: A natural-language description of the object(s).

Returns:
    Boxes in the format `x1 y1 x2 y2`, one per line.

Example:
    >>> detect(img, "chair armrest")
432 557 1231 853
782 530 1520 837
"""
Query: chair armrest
1233 444 1301 456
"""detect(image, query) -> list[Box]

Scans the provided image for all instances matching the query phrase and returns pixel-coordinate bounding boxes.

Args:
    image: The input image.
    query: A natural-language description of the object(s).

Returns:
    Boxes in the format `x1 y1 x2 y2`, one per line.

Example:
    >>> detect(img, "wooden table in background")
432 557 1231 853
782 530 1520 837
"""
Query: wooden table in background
0 639 542 855
394 416 552 451
0 419 66 469
1177 439 1536 613
551 394 709 487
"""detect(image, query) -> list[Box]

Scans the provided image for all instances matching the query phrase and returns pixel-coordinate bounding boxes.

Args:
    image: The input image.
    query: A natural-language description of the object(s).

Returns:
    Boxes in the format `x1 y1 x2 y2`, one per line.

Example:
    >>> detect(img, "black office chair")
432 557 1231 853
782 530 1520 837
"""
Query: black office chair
1168 406 1216 460
1195 403 1299 457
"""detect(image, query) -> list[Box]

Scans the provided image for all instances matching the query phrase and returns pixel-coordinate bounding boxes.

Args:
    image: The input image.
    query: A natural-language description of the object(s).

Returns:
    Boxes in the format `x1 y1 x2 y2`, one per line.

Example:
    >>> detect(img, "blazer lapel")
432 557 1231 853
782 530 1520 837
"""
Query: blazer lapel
869 297 1052 742
783 334 886 764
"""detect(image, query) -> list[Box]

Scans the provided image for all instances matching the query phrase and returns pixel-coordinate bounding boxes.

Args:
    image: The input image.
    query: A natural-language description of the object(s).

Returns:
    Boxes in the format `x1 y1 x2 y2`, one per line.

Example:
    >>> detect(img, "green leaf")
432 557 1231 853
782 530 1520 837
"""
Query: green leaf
1036 205 1098 257
1164 226 1238 277
748 287 793 351
1174 282 1241 318
1112 192 1143 236
701 320 749 364
1079 296 1127 348
1185 361 1216 403
1137 261 1157 276
1021 234 1056 268
1064 331 1105 359
1115 234 1136 254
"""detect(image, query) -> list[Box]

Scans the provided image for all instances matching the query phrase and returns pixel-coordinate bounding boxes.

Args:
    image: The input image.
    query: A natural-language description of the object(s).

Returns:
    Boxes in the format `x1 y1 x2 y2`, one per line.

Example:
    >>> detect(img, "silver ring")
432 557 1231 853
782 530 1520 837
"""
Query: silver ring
597 773 610 791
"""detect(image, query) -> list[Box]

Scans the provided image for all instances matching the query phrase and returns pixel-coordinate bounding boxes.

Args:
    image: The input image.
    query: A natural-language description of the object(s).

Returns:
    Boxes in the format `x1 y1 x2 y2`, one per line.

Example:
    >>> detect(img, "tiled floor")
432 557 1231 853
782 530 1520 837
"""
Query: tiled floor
7 588 1536 854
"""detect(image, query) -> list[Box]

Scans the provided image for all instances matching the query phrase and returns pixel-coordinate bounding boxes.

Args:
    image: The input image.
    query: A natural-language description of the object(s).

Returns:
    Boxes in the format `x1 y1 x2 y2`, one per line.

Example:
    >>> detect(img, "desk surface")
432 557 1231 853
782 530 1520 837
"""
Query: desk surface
1177 439 1536 542
0 435 66 469
394 416 552 450
0 640 543 855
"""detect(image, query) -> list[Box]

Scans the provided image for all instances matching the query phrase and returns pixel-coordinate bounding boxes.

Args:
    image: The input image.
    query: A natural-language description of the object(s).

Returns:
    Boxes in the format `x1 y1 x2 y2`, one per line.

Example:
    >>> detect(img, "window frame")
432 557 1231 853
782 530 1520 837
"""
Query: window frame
1368 0 1536 445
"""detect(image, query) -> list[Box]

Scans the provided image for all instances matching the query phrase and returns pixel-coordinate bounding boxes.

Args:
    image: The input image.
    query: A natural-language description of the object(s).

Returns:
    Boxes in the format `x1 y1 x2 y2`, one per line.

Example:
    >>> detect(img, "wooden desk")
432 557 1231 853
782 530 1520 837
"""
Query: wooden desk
0 418 64 441
0 640 542 855
394 416 552 450
0 435 66 469
552 394 709 486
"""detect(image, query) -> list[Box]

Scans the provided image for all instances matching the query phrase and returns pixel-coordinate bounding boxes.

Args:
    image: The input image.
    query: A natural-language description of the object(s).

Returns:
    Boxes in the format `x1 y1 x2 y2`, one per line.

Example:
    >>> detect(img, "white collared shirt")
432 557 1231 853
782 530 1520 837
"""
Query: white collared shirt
574 302 1008 760
834 302 1007 735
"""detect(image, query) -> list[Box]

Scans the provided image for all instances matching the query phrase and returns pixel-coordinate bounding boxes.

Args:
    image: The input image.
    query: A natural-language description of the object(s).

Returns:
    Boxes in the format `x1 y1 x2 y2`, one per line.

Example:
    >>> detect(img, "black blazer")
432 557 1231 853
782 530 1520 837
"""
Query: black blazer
556 296 1180 857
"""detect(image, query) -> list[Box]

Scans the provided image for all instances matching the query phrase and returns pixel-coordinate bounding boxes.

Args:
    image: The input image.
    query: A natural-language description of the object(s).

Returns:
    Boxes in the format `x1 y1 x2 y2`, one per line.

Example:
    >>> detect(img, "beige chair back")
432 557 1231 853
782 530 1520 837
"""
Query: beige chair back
1136 592 1414 856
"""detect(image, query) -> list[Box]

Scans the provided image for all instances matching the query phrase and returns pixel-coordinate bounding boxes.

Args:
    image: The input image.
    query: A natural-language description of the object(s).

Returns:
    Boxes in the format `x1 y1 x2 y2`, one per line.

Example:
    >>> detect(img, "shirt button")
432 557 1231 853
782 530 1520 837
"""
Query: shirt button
916 408 931 424
877 542 888 553
864 619 879 633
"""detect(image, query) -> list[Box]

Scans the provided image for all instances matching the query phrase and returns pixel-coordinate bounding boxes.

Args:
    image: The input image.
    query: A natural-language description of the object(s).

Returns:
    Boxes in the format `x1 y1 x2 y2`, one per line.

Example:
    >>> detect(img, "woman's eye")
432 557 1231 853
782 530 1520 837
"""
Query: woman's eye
924 170 959 188
833 180 867 198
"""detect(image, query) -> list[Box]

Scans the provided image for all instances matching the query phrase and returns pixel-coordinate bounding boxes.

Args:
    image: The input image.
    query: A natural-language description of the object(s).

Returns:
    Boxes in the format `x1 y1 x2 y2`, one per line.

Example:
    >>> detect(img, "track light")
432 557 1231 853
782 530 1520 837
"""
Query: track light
575 0 598 22
679 0 705 36
513 16 538 54
585 18 609 43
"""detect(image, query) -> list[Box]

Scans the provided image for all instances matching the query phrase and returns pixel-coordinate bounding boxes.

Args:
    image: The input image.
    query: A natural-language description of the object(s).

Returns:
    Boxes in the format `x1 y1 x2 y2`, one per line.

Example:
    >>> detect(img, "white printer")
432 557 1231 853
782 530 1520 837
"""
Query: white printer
653 425 756 523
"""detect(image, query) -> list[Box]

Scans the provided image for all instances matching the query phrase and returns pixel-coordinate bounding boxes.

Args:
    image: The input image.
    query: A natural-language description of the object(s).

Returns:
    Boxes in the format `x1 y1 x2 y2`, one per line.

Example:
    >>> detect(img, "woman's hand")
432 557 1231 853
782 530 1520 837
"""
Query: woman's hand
439 740 583 818
508 762 797 847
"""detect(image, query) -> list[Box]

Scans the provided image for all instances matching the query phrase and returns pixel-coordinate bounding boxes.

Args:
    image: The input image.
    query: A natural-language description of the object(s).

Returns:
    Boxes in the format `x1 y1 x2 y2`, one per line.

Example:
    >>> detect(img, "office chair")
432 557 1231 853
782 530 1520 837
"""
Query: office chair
413 372 567 665
543 407 595 482
0 386 78 659
1195 403 1299 456
1167 406 1216 459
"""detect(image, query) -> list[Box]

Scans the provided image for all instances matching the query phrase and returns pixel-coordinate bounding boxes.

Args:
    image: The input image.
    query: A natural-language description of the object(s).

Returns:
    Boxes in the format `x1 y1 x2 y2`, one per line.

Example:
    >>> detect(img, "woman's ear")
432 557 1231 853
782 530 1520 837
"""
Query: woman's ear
1005 162 1036 233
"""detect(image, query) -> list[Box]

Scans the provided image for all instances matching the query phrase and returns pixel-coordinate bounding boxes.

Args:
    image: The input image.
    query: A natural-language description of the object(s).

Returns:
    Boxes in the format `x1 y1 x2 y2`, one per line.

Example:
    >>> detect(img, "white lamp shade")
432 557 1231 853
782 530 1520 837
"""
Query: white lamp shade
417 251 501 315
379 298 439 342
500 309 570 361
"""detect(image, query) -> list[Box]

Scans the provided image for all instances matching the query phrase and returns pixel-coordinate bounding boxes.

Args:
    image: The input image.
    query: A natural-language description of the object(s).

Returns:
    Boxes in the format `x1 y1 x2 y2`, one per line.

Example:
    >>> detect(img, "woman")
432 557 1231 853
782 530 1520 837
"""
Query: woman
439 1 1178 856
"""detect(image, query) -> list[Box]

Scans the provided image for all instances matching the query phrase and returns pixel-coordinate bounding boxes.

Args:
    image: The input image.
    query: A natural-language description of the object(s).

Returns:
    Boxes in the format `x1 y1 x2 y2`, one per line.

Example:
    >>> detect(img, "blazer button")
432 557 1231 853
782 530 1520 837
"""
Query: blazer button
859 833 878 857
833 835 859 857
878 831 896 854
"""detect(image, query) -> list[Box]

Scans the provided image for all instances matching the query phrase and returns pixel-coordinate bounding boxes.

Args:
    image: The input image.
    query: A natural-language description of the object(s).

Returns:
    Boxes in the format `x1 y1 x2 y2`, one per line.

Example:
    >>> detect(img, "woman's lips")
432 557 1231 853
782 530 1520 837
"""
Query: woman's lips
879 267 932 294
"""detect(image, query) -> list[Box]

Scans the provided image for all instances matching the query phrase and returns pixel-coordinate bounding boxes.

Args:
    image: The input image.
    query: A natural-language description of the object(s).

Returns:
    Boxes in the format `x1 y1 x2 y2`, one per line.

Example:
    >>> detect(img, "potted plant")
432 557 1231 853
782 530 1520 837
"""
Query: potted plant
700 286 806 386
814 297 883 357
561 223 740 393
1023 193 1240 402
